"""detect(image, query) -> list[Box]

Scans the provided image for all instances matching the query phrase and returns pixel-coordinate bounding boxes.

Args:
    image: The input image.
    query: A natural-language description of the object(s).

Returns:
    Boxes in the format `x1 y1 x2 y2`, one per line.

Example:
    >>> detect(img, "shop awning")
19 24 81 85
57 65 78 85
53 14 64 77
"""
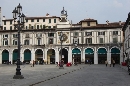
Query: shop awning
111 48 120 54
72 48 81 54
85 48 94 54
98 48 107 54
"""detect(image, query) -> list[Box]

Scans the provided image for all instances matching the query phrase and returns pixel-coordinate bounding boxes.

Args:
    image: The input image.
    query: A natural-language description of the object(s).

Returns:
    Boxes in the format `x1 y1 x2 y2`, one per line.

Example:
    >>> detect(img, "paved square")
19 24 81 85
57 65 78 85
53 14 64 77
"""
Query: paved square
0 64 129 86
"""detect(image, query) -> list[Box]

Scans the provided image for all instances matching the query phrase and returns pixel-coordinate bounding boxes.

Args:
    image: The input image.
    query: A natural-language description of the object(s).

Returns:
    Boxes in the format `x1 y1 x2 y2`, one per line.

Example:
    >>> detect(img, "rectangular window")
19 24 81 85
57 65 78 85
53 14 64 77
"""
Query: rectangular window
31 26 33 29
54 19 56 23
48 26 51 28
49 19 51 23
4 21 6 25
38 39 41 45
26 19 28 22
37 19 39 22
25 34 30 38
5 34 8 38
87 22 90 26
85 32 92 36
48 33 54 37
86 38 92 44
98 32 105 35
73 38 79 44
74 32 79 36
53 26 56 28
24 40 29 45
99 38 103 43
49 38 53 44
36 33 42 37
113 31 118 35
13 34 18 38
43 19 45 22
37 25 39 29
10 26 12 30
31 19 34 22
10 21 12 24
4 27 6 30
5 40 8 45
113 37 118 43
26 26 28 29
13 40 17 45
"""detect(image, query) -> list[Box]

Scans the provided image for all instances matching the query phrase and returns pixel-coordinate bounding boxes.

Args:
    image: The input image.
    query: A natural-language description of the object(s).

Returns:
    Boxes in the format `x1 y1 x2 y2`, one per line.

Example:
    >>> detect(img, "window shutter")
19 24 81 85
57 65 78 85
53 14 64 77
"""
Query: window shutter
13 40 14 45
3 40 4 45
73 39 74 44
78 38 79 44
7 40 8 45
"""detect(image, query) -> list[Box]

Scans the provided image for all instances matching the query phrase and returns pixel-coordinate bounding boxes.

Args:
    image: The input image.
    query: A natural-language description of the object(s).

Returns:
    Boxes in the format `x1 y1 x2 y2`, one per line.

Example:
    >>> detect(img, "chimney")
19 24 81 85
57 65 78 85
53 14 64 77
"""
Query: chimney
106 20 109 25
46 13 49 17
119 21 121 25
3 16 5 20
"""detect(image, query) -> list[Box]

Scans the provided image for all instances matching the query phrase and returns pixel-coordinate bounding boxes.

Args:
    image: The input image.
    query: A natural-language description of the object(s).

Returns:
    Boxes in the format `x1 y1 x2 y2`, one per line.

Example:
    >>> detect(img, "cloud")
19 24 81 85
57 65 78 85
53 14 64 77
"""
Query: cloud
113 0 123 7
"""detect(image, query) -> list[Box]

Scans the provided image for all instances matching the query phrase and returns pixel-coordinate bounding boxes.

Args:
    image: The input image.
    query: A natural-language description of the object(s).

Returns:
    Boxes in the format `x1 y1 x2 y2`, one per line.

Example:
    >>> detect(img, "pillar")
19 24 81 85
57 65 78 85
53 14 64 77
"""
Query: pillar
82 48 85 63
44 48 47 64
94 47 98 64
68 46 72 63
9 49 12 64
0 50 2 64
55 47 59 63
31 48 35 63
107 46 111 64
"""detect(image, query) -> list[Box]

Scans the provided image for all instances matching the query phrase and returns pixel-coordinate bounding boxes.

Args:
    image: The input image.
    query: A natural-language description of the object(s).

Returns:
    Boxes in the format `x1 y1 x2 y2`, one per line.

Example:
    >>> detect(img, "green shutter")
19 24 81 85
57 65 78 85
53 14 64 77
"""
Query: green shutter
2 51 9 60
13 52 18 60
24 52 31 60
72 48 81 54
111 48 120 54
98 48 107 54
85 48 94 54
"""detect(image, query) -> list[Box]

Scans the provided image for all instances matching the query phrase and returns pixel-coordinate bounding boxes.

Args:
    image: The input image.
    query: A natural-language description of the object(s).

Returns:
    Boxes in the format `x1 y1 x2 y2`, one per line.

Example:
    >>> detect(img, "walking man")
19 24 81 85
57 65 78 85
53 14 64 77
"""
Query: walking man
113 59 115 67
105 60 108 67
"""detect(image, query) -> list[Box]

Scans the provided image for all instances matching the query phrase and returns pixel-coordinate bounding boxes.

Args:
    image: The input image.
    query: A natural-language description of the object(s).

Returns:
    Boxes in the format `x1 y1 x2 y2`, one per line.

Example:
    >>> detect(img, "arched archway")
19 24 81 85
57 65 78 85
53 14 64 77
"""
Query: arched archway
13 49 18 64
2 50 9 64
97 48 107 64
85 48 94 64
72 48 81 64
24 49 31 63
111 47 120 64
60 48 68 64
47 49 55 64
35 49 43 64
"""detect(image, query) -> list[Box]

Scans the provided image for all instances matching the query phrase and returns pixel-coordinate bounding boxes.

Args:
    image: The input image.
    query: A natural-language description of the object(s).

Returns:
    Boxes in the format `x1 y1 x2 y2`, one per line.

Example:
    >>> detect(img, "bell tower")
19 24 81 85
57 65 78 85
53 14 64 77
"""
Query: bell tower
60 7 68 22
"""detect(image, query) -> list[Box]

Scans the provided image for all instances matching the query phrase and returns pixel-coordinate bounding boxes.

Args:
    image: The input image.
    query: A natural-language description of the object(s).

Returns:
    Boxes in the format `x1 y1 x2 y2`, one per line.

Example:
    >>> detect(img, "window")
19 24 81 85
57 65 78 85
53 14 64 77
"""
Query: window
48 33 54 37
25 34 29 38
4 34 8 38
3 40 8 45
74 32 79 36
38 39 41 45
87 22 90 26
10 21 12 24
36 33 42 37
26 19 28 22
10 26 12 30
54 19 56 23
13 40 17 45
73 38 79 44
98 32 105 35
26 26 28 29
37 19 39 22
49 38 53 44
53 26 56 28
85 32 92 36
31 19 34 22
113 31 118 35
113 37 118 43
4 21 6 25
43 19 45 22
99 38 103 43
86 38 92 44
31 26 33 29
4 27 6 30
48 26 51 28
37 25 39 29
49 19 51 23
13 34 18 38
24 40 29 45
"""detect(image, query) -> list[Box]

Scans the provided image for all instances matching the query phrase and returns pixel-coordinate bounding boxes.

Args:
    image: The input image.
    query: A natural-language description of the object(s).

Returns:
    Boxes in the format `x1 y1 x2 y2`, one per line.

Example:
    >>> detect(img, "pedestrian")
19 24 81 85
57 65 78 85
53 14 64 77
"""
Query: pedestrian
89 60 91 65
113 60 115 67
56 62 58 67
108 60 111 67
105 60 108 67
33 60 35 67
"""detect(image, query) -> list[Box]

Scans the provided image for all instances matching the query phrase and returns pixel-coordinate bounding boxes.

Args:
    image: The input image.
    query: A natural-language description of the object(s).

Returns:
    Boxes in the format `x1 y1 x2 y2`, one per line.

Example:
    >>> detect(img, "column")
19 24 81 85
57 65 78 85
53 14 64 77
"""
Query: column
68 46 72 63
31 48 35 62
82 48 85 63
107 46 111 64
44 48 47 64
120 46 123 64
55 47 59 63
94 47 98 64
42 49 44 60
20 49 23 62
9 49 12 64
0 50 2 64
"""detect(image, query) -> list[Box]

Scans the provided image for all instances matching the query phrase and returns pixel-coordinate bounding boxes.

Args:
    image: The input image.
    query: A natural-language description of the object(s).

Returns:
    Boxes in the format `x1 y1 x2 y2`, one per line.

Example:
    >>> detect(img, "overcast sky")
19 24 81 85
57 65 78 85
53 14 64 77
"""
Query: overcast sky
0 0 130 24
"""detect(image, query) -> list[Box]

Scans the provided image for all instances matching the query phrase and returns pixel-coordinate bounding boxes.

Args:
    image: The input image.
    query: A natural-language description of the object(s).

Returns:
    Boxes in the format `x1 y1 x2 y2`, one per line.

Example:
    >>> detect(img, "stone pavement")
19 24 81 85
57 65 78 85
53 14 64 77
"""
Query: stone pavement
0 64 130 86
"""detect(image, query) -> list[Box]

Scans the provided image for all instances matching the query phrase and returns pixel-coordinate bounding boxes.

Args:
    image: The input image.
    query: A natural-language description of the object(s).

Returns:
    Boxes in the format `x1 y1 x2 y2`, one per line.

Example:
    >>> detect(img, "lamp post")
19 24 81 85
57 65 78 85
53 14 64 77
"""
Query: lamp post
12 3 25 79
74 41 78 65
59 31 64 69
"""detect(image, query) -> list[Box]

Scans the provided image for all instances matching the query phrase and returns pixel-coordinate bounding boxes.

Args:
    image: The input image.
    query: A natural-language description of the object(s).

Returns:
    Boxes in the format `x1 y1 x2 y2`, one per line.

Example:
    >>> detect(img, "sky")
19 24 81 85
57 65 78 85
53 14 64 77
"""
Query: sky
0 0 130 24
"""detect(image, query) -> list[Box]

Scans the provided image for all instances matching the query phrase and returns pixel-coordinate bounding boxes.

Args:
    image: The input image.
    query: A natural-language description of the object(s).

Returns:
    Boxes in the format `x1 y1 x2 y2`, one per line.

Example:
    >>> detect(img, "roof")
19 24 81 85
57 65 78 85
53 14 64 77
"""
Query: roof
80 18 97 22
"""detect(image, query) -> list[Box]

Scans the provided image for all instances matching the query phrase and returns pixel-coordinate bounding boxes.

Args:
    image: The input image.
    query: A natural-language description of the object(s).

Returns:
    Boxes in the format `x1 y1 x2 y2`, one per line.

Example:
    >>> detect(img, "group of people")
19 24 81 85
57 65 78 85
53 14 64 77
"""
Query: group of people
105 59 115 67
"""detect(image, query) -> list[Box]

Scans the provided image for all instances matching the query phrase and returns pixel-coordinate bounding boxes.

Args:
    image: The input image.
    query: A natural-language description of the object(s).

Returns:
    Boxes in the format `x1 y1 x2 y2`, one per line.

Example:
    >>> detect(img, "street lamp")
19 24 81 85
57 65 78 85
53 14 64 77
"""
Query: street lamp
12 3 25 79
59 31 64 69
74 41 78 65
